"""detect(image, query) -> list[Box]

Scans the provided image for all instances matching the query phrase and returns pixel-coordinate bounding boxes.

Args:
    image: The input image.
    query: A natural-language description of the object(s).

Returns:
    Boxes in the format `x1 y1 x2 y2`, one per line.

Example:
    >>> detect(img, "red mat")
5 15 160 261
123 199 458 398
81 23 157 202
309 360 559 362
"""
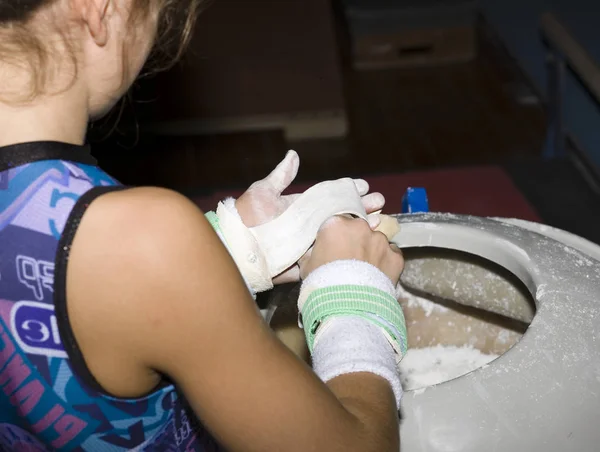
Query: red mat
192 166 541 222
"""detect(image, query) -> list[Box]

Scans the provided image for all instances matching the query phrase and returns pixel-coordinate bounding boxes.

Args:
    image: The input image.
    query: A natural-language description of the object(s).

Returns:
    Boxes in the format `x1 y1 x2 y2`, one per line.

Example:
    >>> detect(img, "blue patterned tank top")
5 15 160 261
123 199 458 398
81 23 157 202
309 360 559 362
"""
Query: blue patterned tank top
0 141 222 451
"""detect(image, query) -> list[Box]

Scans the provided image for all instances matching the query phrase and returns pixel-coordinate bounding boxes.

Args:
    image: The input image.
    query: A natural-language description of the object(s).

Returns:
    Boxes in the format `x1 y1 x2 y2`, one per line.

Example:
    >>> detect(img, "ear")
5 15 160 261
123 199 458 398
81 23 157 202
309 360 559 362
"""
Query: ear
74 0 110 46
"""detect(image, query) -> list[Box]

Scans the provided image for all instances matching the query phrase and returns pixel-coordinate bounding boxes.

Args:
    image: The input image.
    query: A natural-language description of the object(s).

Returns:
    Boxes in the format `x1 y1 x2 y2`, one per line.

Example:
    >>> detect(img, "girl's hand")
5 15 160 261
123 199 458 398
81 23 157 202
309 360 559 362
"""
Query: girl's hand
235 150 386 283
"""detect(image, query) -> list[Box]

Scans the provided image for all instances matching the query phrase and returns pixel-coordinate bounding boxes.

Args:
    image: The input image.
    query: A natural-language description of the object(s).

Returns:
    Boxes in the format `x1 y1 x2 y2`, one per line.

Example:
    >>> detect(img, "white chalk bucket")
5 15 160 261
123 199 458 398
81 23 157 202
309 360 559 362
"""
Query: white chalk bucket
263 213 600 451
392 213 600 452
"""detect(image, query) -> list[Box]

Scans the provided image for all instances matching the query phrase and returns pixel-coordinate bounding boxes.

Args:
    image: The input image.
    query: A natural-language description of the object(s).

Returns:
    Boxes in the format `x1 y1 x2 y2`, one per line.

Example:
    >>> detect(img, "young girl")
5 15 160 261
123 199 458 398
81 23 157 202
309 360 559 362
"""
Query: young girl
0 0 407 450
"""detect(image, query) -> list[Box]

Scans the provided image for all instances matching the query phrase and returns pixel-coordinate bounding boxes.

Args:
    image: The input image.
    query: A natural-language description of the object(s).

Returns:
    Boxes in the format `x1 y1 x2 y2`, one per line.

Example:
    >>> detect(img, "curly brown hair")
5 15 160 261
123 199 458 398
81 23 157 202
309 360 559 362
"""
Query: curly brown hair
0 0 205 103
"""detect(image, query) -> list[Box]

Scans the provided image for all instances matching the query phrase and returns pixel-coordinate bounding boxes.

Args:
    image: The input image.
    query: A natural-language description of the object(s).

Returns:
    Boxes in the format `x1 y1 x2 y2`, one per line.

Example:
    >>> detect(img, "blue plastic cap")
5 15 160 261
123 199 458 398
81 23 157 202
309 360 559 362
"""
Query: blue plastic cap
401 187 429 214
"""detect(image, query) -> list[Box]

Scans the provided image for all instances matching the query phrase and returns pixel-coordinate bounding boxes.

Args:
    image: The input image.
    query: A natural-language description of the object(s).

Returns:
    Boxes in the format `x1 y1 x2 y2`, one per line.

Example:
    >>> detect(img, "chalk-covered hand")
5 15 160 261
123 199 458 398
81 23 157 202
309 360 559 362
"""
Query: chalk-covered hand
234 150 386 284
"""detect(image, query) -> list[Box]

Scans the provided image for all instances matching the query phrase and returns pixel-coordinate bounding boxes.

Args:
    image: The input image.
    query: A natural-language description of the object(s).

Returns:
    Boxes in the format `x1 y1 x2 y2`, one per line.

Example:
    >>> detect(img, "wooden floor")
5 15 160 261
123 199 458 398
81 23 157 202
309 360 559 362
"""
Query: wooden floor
91 19 547 195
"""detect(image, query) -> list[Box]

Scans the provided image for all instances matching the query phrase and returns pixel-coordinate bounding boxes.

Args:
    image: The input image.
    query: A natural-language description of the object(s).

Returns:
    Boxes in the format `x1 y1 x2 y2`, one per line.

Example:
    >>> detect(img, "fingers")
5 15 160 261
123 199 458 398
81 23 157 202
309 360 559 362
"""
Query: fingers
297 246 313 280
273 265 300 284
389 243 402 254
298 246 313 266
353 179 369 196
387 243 404 285
352 180 385 213
278 177 383 216
305 215 404 283
361 192 385 213
367 214 381 229
263 150 300 193
319 215 344 232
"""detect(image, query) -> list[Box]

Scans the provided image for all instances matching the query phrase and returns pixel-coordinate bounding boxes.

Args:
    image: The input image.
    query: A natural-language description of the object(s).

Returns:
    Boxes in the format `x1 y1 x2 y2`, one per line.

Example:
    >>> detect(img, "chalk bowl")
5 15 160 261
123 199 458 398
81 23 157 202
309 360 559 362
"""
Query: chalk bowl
398 247 534 391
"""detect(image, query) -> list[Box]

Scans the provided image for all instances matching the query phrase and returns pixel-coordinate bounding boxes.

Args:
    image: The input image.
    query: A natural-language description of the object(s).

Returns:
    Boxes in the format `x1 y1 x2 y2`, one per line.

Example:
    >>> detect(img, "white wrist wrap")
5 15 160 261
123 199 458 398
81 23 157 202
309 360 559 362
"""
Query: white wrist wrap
211 178 369 293
312 316 404 407
298 260 408 407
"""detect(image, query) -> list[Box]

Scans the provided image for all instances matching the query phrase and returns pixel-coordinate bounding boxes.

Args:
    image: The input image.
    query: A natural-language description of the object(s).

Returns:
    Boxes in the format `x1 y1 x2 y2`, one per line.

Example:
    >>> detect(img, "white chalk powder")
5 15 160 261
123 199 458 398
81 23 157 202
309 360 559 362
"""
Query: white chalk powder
399 345 498 391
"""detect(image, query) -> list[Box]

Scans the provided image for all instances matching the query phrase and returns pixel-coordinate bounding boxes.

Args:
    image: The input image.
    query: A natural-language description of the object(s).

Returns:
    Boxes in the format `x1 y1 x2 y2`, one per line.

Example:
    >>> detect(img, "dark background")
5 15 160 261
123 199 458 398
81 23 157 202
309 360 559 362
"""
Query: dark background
86 0 600 244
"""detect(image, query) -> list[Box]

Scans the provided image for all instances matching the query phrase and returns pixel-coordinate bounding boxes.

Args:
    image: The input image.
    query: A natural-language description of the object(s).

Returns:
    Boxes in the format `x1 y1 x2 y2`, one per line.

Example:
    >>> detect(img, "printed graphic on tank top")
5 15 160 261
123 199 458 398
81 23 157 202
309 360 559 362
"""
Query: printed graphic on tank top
0 142 222 451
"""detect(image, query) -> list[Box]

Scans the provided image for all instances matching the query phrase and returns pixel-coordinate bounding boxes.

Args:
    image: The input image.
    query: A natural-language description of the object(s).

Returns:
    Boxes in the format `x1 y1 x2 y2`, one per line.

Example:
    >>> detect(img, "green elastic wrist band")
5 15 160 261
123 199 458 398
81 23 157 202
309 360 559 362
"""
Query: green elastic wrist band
205 210 230 249
206 210 231 250
205 211 220 232
301 285 407 355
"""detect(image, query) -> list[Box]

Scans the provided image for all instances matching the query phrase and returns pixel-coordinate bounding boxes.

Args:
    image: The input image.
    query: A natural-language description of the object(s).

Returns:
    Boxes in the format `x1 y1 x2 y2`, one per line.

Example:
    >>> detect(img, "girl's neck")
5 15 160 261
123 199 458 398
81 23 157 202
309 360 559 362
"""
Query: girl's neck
0 78 89 148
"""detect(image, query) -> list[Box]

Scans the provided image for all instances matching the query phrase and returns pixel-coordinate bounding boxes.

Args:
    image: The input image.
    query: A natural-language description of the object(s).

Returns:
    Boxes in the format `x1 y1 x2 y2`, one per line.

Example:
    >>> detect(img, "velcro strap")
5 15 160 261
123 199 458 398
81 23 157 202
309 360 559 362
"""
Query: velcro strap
205 210 261 296
214 201 274 292
300 285 407 357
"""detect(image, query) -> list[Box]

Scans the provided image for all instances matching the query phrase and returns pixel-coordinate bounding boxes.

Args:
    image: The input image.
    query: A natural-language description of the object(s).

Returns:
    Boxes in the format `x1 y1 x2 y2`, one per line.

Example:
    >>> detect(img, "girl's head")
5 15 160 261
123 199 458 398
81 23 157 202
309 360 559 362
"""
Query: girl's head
0 0 201 118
